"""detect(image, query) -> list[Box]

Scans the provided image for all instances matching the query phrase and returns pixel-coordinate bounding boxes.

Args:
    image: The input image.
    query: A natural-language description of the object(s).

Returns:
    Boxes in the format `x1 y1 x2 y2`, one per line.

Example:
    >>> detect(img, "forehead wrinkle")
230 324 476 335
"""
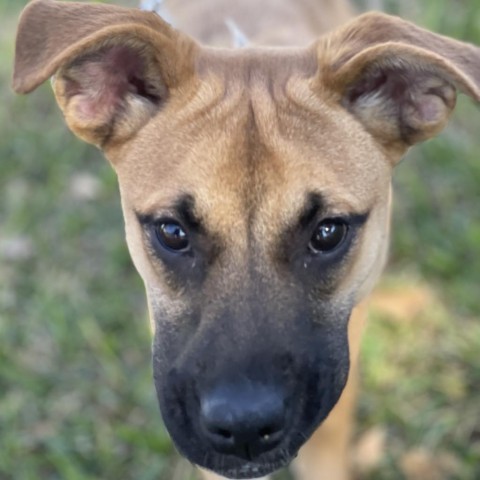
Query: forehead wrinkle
189 88 285 263
172 76 247 138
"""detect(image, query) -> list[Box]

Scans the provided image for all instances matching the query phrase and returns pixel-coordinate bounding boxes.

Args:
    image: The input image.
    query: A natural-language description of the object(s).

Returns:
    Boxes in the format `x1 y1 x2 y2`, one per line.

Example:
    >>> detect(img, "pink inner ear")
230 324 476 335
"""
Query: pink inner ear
64 44 161 121
415 95 444 123
344 65 456 144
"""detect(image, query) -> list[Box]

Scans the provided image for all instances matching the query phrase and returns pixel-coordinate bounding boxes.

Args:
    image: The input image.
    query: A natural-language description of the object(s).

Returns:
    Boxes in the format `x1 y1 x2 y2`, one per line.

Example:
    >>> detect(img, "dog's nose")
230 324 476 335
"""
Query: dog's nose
200 383 286 460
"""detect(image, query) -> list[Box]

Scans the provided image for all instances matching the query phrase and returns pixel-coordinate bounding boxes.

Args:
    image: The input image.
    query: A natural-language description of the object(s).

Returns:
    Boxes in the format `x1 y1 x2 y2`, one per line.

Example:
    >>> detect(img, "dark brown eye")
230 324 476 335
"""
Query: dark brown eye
309 219 348 253
155 221 190 252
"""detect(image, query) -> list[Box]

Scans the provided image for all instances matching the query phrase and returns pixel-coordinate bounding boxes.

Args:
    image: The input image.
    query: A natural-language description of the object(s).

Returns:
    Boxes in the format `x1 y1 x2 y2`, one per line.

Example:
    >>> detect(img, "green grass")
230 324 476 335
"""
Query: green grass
1 1 479 479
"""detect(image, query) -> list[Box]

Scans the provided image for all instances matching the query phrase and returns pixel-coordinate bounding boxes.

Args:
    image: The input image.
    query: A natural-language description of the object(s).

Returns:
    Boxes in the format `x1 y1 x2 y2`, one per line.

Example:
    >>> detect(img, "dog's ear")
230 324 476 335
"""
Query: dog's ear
317 12 480 160
13 0 197 147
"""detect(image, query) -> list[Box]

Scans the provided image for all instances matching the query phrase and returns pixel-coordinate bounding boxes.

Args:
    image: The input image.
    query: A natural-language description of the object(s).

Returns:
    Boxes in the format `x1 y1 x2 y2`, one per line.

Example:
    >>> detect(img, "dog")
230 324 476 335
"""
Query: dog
12 0 480 479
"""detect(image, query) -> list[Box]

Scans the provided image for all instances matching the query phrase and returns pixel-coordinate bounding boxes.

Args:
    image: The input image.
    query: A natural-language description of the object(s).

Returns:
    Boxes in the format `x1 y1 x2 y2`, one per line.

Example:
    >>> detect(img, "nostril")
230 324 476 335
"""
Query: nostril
201 407 236 451
213 427 233 441
202 422 236 455
259 427 272 439
258 420 285 448
259 425 281 440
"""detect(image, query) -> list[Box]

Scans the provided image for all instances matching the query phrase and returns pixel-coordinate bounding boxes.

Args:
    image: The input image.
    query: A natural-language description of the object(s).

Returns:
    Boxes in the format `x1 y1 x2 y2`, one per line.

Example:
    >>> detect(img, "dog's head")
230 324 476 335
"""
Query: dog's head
13 1 480 477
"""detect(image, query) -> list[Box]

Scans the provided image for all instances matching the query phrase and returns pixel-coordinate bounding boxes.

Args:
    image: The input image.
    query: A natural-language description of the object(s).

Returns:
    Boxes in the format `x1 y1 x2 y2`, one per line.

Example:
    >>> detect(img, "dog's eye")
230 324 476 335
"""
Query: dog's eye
309 219 348 253
154 221 190 252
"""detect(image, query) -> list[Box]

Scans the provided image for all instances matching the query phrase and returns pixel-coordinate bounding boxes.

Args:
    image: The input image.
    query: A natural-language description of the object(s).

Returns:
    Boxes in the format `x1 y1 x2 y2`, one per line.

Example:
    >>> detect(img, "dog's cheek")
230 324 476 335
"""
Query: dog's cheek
150 308 207 462
337 190 392 304
120 207 150 279
148 290 199 366
302 339 350 427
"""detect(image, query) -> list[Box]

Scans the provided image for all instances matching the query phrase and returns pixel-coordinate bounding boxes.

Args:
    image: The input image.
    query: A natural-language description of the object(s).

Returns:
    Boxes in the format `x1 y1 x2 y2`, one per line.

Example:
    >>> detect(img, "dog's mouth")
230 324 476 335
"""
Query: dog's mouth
201 448 296 479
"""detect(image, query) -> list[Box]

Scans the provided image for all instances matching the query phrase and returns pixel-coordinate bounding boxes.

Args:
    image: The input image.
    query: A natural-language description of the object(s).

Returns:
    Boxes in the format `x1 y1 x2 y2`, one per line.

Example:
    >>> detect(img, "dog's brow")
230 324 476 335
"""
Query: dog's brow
135 194 203 232
295 192 371 228
298 192 326 228
175 194 203 232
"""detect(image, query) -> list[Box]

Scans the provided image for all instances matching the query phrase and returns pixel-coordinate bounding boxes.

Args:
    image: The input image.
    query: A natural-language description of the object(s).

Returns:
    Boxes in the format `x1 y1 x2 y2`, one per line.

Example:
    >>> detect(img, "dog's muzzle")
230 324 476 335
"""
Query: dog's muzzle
154 332 350 478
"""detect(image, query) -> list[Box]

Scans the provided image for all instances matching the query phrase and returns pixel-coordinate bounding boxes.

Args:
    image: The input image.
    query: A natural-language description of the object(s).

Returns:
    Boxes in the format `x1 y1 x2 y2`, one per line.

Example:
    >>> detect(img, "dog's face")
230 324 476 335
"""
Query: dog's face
113 49 392 477
13 2 480 478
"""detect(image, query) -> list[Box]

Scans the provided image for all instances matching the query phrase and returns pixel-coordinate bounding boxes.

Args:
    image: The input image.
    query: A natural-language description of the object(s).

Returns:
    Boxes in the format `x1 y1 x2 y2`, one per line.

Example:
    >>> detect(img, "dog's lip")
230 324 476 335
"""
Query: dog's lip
203 451 295 479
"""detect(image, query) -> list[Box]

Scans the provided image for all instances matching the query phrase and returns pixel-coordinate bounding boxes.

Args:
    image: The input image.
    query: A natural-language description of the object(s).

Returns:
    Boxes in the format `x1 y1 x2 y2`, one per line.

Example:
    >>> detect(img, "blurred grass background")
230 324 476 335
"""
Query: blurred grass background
0 0 479 479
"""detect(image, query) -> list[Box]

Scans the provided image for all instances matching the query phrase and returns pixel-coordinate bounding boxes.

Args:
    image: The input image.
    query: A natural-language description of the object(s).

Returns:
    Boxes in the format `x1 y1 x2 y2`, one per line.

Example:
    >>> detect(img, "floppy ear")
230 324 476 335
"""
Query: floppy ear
13 0 197 147
317 12 480 160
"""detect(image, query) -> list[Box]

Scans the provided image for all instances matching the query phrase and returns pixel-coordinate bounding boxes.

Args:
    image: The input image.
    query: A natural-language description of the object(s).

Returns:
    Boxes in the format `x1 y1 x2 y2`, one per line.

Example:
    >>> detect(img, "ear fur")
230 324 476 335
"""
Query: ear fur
13 0 197 146
317 12 480 157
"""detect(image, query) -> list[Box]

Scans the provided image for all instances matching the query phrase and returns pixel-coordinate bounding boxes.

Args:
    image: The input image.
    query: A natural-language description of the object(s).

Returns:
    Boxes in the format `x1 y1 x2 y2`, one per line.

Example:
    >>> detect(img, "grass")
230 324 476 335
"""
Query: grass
1 0 479 479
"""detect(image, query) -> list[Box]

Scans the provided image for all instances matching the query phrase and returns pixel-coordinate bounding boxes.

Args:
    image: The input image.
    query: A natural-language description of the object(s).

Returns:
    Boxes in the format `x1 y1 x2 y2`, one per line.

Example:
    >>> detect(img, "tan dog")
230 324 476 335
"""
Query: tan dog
13 1 480 479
